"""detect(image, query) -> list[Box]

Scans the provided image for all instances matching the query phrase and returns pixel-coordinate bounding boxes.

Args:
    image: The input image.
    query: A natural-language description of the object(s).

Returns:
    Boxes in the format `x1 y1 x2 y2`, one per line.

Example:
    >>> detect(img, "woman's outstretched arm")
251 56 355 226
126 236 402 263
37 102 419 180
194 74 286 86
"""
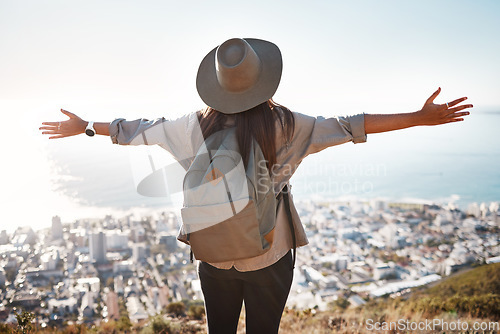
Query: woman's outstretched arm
364 87 473 134
40 109 197 162
40 109 109 139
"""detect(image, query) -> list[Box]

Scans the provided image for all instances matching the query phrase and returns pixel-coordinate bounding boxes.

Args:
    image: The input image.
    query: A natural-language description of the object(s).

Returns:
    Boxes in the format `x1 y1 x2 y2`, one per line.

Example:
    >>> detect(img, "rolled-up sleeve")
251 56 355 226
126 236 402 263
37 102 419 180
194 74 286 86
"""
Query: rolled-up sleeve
346 113 367 144
110 118 154 145
109 117 176 146
290 112 367 158
108 112 204 163
308 113 367 151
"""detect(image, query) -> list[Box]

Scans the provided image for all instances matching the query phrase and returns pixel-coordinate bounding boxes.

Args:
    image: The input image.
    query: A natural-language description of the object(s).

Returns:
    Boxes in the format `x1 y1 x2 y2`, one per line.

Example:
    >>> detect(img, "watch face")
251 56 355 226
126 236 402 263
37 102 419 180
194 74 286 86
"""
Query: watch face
85 129 95 136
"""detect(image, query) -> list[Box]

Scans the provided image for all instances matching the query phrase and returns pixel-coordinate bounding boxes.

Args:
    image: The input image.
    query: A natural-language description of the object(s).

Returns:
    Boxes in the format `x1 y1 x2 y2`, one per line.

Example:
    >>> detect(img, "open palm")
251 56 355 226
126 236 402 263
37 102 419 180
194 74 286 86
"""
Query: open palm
39 109 87 139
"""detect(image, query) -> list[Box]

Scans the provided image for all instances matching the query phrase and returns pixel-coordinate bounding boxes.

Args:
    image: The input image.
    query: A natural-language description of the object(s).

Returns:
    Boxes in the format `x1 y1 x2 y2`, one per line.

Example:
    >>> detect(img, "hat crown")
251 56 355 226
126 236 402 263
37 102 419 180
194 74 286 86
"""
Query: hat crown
196 38 282 114
215 38 261 93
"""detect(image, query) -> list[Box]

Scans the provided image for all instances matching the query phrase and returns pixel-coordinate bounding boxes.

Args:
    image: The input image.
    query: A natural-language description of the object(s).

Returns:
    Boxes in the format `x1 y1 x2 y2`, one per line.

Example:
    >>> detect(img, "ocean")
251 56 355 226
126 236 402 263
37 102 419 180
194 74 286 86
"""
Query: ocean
48 110 500 212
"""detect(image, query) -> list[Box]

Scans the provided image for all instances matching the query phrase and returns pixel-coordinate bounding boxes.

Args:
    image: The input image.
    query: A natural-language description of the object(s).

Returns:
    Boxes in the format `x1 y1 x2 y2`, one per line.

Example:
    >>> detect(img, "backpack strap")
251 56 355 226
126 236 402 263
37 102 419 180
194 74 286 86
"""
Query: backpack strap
206 141 237 215
281 185 296 270
188 233 194 263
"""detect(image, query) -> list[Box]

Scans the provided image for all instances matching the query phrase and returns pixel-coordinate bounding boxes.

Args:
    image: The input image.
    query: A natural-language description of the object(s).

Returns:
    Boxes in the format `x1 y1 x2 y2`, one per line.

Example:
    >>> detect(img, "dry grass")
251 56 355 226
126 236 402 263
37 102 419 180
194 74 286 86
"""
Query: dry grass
278 306 499 334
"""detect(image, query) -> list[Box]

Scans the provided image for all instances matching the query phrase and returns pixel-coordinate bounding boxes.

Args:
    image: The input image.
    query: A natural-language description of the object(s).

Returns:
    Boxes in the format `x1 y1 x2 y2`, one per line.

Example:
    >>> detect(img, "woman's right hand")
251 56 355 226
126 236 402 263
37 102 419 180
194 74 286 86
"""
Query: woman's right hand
40 109 88 139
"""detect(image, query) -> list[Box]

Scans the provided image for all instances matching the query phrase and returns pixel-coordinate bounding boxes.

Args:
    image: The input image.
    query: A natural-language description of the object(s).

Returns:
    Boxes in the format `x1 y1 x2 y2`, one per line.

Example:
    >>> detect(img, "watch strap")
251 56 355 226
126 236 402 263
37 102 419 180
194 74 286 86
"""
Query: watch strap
85 121 95 136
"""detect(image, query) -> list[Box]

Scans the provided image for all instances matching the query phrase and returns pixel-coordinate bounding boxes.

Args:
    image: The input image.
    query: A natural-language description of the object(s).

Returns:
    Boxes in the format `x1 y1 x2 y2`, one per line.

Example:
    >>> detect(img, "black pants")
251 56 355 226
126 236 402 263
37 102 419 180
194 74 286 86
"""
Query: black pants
198 251 294 334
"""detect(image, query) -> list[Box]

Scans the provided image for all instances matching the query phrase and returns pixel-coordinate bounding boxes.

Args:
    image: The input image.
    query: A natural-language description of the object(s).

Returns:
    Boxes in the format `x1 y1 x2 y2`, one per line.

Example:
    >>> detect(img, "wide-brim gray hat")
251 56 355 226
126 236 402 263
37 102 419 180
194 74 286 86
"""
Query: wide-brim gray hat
196 38 282 114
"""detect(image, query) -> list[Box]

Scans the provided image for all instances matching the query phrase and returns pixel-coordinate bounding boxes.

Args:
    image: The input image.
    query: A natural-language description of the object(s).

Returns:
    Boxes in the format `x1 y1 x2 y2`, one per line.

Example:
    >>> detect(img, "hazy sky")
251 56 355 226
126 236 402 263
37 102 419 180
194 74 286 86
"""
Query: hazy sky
2 0 500 110
1 0 499 232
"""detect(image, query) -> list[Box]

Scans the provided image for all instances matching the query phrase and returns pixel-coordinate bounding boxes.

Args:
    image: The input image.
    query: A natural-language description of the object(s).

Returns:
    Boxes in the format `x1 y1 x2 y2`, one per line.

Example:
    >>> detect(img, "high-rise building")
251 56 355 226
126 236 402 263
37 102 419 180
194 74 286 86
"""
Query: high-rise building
106 291 119 321
0 230 8 245
89 231 107 264
132 243 147 263
0 268 6 286
51 216 63 240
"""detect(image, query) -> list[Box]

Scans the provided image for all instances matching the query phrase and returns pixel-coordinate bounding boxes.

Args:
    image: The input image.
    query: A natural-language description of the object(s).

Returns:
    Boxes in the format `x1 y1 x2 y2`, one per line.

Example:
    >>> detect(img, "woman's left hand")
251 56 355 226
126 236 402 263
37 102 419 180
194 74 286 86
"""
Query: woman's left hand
416 87 473 126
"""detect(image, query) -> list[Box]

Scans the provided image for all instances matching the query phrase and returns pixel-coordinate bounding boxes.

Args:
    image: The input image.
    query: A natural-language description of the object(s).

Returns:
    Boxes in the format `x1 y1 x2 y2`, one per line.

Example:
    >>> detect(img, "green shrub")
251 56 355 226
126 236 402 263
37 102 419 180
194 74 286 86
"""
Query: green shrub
187 305 205 320
167 302 186 317
141 315 179 334
15 310 35 334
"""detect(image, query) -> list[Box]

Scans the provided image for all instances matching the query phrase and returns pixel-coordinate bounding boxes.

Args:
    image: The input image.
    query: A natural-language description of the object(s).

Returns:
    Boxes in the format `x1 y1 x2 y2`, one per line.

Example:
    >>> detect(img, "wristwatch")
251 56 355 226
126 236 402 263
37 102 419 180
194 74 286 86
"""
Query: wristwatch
85 121 96 137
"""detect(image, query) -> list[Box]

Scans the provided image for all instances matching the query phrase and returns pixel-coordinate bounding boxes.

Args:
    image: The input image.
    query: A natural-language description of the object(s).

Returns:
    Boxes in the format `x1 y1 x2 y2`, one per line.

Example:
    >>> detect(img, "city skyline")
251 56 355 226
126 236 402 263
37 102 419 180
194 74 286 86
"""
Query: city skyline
0 195 498 329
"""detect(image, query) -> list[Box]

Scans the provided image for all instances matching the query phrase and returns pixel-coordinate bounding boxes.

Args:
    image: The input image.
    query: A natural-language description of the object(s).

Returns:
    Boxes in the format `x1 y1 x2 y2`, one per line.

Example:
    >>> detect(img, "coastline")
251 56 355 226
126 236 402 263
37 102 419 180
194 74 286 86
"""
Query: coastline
7 192 498 234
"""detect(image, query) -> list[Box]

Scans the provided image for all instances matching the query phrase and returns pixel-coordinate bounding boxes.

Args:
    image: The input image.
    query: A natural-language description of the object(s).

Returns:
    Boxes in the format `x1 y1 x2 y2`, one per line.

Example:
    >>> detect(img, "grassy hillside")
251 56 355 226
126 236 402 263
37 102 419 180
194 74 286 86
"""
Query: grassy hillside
278 262 500 333
403 262 500 319
421 263 500 297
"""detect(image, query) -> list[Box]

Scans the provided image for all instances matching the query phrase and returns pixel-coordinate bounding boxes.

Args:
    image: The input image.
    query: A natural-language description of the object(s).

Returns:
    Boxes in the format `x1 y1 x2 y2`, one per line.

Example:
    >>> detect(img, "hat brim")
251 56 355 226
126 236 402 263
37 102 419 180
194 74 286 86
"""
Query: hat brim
196 38 282 114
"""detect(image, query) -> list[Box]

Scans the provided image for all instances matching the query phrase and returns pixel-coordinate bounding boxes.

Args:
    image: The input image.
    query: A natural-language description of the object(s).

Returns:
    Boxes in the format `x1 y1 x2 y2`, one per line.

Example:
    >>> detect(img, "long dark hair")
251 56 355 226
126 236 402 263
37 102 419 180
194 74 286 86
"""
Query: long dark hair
198 100 295 171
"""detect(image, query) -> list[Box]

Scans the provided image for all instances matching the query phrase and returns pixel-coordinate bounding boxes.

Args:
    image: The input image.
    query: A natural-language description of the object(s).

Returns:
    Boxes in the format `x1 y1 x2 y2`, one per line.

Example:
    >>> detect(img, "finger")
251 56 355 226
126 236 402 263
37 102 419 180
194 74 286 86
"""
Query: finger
447 97 468 108
42 130 62 135
42 121 60 126
49 134 71 139
443 118 464 124
425 87 441 104
39 126 58 130
447 111 470 118
448 104 473 113
60 108 77 118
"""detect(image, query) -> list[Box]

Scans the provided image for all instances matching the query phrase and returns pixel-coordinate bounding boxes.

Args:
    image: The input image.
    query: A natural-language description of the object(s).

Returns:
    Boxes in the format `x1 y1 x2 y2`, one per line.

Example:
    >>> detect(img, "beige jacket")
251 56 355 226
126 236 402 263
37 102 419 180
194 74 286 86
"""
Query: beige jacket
109 110 367 271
